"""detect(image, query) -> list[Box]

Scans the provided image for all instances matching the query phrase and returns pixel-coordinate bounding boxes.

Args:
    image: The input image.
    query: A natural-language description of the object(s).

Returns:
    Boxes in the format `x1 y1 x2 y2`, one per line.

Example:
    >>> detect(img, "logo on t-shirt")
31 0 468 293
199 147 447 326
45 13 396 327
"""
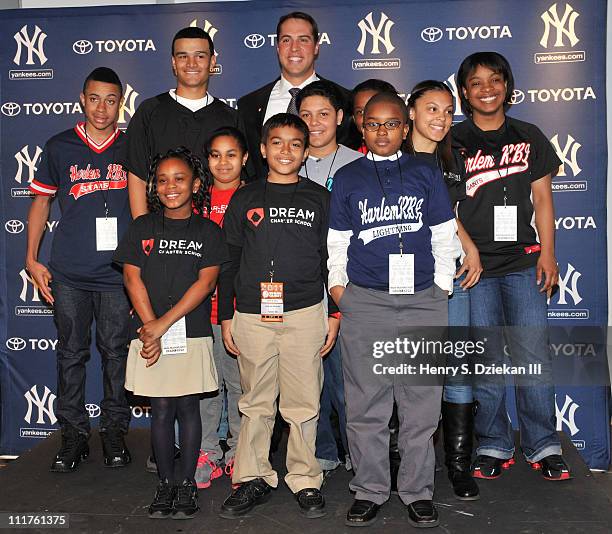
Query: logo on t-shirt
142 239 154 256
68 163 128 200
247 207 264 227
464 143 531 197
357 195 424 244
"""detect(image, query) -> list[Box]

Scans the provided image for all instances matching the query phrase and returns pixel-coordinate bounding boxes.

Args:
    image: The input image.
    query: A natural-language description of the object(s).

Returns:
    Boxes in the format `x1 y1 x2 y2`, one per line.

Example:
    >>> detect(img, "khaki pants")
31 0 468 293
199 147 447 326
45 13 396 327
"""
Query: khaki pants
231 302 327 492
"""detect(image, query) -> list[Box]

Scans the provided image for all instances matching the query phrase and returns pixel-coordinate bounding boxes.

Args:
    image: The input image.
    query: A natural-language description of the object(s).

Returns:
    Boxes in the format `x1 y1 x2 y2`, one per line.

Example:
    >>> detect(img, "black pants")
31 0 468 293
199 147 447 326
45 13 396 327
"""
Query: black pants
53 281 131 434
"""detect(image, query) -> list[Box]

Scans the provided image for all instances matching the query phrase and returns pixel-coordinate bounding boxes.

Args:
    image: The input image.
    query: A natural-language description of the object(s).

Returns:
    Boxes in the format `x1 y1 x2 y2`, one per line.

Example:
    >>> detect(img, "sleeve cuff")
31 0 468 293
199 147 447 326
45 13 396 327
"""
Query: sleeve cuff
434 274 454 295
328 270 349 289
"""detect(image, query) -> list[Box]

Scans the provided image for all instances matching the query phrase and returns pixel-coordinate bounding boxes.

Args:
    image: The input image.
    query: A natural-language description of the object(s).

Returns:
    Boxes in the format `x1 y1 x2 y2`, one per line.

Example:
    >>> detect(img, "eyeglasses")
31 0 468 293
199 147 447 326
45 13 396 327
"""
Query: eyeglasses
363 119 403 132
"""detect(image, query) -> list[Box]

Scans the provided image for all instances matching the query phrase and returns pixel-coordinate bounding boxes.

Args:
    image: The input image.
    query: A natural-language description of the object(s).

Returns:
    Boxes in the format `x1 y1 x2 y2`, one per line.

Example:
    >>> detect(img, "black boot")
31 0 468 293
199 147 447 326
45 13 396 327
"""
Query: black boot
442 401 479 500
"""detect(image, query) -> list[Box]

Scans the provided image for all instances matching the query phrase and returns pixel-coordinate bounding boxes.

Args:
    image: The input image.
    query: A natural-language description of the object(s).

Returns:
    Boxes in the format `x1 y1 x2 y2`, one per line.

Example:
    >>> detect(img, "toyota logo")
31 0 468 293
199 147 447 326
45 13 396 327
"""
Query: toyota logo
244 33 266 49
1 102 21 116
5 220 24 234
509 89 525 105
85 403 101 418
421 27 443 43
6 337 26 351
73 40 93 55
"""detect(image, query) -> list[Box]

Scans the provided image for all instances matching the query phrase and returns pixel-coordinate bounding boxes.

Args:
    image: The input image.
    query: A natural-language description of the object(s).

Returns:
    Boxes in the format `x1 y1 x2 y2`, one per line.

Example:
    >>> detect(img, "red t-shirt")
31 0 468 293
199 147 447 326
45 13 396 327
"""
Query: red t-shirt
203 186 238 323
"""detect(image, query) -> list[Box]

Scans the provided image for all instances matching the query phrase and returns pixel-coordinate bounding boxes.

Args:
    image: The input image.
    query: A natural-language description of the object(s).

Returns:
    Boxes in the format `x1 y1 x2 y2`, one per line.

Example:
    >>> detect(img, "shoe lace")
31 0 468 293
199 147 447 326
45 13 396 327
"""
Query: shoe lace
298 489 321 506
232 481 262 500
175 482 196 505
155 481 174 503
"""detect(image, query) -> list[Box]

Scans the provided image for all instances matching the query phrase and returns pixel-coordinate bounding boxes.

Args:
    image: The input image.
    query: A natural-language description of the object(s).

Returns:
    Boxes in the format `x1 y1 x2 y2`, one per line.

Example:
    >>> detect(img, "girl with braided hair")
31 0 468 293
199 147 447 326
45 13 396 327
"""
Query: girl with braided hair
114 147 228 519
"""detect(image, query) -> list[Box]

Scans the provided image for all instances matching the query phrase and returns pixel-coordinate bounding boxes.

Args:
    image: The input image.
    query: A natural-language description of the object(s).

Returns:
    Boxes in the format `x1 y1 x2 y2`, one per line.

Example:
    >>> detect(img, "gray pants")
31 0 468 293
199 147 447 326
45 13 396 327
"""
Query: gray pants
339 283 446 506
199 323 242 461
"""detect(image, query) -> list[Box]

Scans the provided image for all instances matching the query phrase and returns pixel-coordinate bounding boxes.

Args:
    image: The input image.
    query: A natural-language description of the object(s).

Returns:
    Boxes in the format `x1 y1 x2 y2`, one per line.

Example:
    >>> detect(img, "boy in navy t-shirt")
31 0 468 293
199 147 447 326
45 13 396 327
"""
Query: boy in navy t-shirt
26 67 132 473
328 93 461 527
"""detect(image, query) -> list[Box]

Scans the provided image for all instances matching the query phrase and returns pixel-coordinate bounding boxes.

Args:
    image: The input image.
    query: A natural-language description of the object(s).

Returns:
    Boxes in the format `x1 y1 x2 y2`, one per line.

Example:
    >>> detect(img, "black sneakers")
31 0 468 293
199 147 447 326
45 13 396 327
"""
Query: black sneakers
472 454 515 479
172 479 199 519
100 424 131 468
148 479 175 519
294 488 326 518
50 427 89 472
219 477 273 518
530 454 572 480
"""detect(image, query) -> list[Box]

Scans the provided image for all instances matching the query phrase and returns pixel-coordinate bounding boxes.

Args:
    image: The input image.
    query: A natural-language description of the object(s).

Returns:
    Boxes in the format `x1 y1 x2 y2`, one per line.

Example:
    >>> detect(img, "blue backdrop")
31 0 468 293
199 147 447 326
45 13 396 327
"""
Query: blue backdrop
0 0 609 469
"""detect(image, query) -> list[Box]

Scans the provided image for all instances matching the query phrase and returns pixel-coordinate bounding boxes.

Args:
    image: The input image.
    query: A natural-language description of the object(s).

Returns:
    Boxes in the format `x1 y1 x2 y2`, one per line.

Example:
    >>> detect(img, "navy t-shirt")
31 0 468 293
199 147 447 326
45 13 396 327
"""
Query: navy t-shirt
329 154 454 291
30 123 130 291
113 213 228 338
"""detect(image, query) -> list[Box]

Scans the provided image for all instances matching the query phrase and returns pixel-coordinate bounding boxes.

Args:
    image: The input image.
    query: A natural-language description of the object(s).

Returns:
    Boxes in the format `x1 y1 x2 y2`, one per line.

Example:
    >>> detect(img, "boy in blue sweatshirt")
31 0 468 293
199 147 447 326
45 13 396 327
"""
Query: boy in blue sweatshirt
328 92 460 528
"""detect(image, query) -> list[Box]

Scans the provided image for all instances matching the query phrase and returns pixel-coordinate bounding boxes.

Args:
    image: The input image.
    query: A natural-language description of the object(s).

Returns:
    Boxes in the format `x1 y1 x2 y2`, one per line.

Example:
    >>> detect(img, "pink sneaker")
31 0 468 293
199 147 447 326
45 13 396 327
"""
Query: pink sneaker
195 450 223 489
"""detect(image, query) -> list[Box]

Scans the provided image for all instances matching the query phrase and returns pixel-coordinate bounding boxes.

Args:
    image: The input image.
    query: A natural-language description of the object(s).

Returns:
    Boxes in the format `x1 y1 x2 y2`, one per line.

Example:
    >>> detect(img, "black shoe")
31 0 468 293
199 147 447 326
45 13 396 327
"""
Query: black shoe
345 499 380 527
172 478 199 519
295 488 326 519
100 424 131 468
406 500 439 528
148 479 175 519
472 454 514 479
50 427 89 472
219 478 272 519
530 454 572 480
442 401 479 500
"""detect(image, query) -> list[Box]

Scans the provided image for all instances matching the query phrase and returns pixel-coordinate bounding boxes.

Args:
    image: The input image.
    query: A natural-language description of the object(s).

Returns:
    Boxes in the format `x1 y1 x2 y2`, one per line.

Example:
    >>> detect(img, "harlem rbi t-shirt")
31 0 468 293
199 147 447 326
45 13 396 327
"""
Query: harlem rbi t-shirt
453 117 561 277
29 123 129 291
219 178 331 317
329 153 454 291
113 213 228 338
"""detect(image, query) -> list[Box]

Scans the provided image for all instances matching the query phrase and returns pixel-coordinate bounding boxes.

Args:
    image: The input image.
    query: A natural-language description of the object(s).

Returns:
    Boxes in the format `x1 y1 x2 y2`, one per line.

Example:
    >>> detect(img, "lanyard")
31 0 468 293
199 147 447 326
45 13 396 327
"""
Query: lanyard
84 123 116 218
371 155 407 255
304 147 339 189
158 213 192 307
263 178 300 282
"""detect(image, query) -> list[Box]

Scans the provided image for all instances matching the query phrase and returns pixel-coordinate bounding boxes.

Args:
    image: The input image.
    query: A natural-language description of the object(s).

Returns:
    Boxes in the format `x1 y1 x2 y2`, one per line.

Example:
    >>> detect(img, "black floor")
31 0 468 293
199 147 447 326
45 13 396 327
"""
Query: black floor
1 429 611 533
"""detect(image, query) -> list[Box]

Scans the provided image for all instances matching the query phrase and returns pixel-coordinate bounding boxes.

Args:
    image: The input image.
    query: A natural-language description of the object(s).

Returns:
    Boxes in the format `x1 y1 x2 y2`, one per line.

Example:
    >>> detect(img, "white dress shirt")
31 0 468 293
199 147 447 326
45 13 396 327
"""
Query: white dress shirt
263 72 319 123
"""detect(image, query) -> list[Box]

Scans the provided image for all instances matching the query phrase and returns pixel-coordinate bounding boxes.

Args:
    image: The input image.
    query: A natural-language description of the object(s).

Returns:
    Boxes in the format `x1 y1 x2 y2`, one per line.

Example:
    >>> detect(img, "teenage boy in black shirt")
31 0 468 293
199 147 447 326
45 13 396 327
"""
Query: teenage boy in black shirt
126 26 240 218
217 114 340 520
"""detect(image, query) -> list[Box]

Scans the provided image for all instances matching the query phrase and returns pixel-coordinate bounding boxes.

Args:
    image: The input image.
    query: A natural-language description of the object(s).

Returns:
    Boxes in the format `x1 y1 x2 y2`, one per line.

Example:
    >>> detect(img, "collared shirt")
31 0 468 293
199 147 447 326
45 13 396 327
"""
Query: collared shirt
366 150 403 162
263 72 319 123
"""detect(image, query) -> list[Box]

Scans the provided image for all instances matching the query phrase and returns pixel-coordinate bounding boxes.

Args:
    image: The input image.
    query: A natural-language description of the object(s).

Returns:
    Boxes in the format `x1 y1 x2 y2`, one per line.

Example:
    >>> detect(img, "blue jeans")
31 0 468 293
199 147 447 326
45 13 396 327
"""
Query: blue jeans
53 281 131 435
315 342 349 469
444 277 473 403
469 267 560 462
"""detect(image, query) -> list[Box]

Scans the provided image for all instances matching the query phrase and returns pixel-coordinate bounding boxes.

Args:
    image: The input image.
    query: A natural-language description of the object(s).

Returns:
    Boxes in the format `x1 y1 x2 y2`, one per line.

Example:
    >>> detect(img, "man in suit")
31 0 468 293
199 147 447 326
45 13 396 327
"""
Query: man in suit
238 11 352 181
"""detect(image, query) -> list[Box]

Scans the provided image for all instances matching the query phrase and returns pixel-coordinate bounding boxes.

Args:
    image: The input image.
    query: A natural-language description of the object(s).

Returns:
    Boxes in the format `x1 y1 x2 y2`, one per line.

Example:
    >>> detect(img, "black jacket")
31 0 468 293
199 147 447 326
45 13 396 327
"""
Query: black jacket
237 75 354 181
